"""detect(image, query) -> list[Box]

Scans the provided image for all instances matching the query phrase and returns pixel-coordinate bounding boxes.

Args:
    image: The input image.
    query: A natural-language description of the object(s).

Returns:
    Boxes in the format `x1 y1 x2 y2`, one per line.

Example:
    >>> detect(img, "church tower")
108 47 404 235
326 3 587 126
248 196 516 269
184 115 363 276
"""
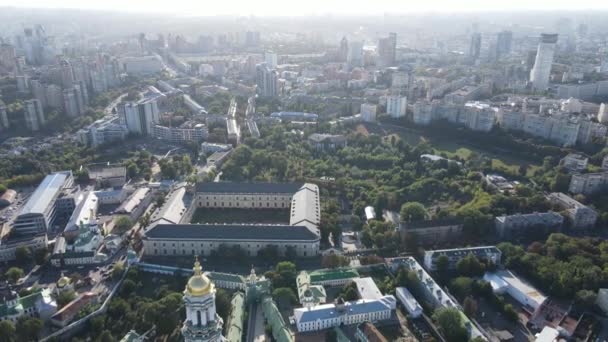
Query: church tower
182 257 224 342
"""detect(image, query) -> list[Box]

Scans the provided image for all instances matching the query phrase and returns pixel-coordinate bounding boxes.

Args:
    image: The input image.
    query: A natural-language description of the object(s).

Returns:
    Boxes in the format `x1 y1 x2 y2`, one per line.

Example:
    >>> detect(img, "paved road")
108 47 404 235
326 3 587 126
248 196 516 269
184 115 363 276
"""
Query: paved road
103 93 128 115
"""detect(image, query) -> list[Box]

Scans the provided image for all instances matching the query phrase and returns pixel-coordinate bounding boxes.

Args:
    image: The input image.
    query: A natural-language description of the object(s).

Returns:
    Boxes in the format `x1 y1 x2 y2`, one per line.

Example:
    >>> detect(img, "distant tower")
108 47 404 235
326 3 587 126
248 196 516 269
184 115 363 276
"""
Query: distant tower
138 33 146 55
181 257 224 342
495 30 513 59
468 32 482 60
338 36 348 62
60 59 74 88
598 103 608 124
530 33 558 92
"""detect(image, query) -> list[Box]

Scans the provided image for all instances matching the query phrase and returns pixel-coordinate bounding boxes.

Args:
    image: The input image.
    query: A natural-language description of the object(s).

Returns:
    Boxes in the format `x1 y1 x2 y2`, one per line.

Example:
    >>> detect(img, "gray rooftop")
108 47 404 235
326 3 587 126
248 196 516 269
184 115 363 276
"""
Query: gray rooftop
196 182 302 194
19 171 71 216
145 223 319 241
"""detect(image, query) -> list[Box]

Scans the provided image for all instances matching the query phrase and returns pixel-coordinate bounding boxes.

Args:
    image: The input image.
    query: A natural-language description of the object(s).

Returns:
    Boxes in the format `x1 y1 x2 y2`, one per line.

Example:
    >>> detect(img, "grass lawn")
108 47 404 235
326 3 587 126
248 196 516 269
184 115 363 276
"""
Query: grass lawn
191 208 290 224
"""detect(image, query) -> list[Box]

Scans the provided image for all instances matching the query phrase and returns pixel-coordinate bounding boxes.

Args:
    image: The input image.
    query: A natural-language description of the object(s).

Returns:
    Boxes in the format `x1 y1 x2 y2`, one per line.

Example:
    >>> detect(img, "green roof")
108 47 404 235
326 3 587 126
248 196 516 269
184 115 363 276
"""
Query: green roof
120 330 144 342
261 296 293 342
226 292 245 342
0 289 44 319
309 268 359 283
208 272 245 284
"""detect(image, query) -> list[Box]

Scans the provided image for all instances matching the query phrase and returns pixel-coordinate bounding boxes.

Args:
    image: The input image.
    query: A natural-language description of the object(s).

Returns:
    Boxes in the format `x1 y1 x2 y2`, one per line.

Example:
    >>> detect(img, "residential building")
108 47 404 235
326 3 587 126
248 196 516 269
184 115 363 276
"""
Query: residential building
307 134 347 151
86 163 127 187
602 155 608 171
560 153 588 172
0 233 48 262
399 219 464 245
256 63 278 97
120 55 164 75
495 212 563 239
547 192 598 229
183 95 207 115
463 102 496 132
377 33 397 68
395 287 422 318
386 95 407 118
12 171 74 236
153 123 208 143
413 101 435 125
423 246 502 271
596 288 608 315
530 34 558 91
270 112 318 122
598 103 607 124
361 104 377 122
0 100 9 130
569 172 608 195
123 98 160 136
468 32 482 59
347 40 364 69
77 116 128 147
496 30 513 59
63 88 80 117
387 257 485 340
201 142 232 155
264 51 278 68
483 270 547 318
24 99 45 131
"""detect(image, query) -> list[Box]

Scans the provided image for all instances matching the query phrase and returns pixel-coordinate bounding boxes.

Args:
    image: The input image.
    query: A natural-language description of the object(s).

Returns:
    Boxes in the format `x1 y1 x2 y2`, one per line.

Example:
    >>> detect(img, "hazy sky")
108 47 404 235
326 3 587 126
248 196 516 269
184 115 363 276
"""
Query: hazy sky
2 0 608 16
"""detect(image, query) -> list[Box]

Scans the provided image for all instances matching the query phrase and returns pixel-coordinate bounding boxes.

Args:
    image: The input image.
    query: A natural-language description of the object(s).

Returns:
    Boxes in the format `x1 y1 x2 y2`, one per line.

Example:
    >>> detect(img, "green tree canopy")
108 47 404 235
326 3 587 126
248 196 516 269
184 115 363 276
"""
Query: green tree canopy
399 202 427 221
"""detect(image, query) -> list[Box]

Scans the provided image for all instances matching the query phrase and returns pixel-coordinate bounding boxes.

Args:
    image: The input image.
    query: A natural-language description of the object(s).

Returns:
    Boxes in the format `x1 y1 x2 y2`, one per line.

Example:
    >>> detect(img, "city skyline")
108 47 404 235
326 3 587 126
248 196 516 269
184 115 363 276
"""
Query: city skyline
3 0 608 16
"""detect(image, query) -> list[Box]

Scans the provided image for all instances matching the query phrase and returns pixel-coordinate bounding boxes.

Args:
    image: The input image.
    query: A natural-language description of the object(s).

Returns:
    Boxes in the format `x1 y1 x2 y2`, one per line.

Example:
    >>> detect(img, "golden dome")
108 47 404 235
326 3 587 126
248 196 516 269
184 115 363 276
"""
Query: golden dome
57 273 71 288
186 257 213 296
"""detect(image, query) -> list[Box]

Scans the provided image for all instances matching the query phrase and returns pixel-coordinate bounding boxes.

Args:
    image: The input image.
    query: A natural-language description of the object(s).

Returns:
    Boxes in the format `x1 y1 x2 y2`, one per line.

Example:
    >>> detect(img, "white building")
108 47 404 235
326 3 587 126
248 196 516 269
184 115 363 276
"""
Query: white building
547 192 598 229
361 103 377 122
77 116 128 147
120 55 164 75
484 270 547 317
598 103 608 124
181 258 224 342
495 212 563 239
386 96 407 118
0 233 48 262
413 101 435 125
292 296 395 332
395 287 422 318
463 102 496 132
530 34 558 91
560 153 588 172
569 172 608 195
423 246 502 271
264 51 278 69
24 99 45 131
596 288 608 315
123 98 160 136
153 124 208 143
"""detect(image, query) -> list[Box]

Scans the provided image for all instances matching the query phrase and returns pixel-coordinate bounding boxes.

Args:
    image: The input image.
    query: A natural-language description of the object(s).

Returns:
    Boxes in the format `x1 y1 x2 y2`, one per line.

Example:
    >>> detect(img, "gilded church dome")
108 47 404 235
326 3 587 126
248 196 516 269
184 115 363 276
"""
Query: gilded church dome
186 257 212 296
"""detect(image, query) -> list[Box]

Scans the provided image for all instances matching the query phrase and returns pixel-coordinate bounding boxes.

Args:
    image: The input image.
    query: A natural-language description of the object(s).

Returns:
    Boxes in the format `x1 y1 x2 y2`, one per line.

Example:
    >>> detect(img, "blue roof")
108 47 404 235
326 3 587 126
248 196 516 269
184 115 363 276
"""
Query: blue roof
19 171 71 216
145 224 319 241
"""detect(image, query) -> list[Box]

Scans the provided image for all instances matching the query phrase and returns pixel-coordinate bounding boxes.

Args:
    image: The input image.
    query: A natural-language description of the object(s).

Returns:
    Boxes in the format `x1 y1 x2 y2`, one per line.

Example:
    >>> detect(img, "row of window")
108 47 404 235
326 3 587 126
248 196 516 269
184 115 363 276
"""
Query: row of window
299 311 390 330
154 248 310 257
199 201 286 208
200 195 290 201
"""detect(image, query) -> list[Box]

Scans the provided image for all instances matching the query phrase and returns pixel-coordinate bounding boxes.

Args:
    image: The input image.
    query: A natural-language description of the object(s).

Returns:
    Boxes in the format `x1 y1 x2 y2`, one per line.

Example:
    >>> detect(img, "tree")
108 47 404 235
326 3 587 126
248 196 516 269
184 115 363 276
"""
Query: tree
15 317 43 341
34 247 49 265
463 296 478 317
400 202 427 221
433 307 468 342
96 330 115 342
57 290 77 308
456 254 486 277
436 255 450 278
0 184 7 194
340 282 359 301
575 290 597 311
449 277 474 301
272 287 297 309
112 262 125 280
114 216 132 233
215 289 232 322
503 304 518 322
5 267 24 284
15 246 32 265
321 254 349 269
0 320 16 342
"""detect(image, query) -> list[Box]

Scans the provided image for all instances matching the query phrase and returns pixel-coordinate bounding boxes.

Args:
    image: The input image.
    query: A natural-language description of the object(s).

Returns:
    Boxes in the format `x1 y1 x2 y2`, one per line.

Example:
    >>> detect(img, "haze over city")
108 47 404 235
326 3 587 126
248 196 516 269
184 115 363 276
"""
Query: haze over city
1 2 608 342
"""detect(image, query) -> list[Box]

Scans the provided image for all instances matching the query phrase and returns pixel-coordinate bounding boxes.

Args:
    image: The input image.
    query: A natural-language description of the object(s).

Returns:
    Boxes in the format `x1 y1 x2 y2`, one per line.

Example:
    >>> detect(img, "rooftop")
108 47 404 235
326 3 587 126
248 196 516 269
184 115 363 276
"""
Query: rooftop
145 223 320 241
293 296 395 324
196 182 302 194
308 268 359 283
354 277 384 300
19 171 71 216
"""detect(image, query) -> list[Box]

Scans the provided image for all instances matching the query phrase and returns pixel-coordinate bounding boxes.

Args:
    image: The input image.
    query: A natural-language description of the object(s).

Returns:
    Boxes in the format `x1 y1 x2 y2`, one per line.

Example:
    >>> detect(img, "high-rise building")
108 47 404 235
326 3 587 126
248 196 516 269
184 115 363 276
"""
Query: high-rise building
599 103 608 124
0 43 16 71
60 59 75 88
255 63 278 97
264 51 278 69
361 103 377 122
123 99 160 136
181 258 224 342
338 36 348 62
16 75 30 93
347 40 364 69
386 95 407 118
530 34 558 92
496 30 513 59
63 88 80 117
468 32 482 59
24 99 45 131
377 33 397 68
0 100 9 130
30 79 47 107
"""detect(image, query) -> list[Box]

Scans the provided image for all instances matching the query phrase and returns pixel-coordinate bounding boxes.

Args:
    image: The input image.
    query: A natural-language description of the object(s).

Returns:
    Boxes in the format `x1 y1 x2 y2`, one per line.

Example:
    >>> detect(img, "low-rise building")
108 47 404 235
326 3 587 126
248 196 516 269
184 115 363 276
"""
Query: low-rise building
50 292 98 327
308 268 360 287
399 219 464 245
77 116 128 147
0 288 57 323
270 112 318 122
569 172 608 195
0 233 47 263
307 134 347 151
484 270 547 318
547 192 597 229
114 187 153 222
225 292 245 342
355 321 389 342
560 153 588 172
152 123 208 143
495 212 563 239
596 288 608 315
423 246 502 271
395 287 422 318
86 163 127 187
296 271 327 307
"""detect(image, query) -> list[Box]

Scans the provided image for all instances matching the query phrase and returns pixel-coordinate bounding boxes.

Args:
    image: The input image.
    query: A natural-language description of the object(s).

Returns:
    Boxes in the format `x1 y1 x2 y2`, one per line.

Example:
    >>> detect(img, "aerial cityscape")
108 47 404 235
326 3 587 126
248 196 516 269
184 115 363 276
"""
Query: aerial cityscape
2 2 608 342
